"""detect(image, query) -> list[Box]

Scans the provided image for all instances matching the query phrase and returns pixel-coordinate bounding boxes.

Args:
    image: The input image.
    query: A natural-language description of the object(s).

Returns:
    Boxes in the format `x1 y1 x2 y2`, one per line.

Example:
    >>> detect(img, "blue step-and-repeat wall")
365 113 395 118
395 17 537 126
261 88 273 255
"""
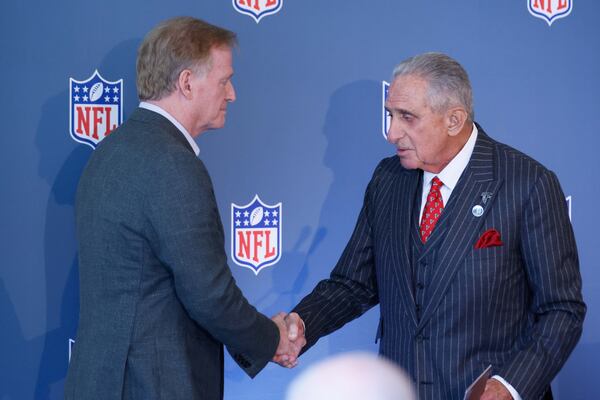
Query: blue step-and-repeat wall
1 1 599 399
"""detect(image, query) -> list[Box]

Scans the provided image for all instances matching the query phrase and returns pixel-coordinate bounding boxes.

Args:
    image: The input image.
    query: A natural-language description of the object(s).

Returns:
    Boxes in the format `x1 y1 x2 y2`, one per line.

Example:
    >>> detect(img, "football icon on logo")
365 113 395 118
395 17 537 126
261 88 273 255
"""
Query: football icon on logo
89 82 104 102
250 207 264 226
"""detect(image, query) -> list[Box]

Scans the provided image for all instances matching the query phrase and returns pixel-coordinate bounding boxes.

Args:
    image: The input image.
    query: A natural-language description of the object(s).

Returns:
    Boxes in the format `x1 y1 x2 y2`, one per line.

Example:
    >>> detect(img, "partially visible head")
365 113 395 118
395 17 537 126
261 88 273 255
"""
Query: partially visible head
137 17 237 134
385 52 473 172
286 352 415 400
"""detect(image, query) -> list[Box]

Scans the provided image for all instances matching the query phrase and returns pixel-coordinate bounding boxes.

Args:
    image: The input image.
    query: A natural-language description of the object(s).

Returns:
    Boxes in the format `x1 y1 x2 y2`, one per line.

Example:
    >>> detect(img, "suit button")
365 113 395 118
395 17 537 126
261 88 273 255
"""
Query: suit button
416 334 424 342
416 282 424 290
416 304 422 313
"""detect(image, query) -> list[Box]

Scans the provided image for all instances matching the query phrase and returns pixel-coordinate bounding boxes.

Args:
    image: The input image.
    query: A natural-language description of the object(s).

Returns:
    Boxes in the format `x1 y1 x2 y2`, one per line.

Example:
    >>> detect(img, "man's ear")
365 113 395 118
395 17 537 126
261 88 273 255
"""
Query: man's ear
177 69 194 99
446 107 468 136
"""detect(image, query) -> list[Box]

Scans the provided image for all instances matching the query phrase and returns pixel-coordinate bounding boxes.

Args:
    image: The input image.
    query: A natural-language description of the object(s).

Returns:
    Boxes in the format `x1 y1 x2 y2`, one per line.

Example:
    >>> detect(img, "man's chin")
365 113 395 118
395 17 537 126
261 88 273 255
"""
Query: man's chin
206 120 226 131
397 155 419 170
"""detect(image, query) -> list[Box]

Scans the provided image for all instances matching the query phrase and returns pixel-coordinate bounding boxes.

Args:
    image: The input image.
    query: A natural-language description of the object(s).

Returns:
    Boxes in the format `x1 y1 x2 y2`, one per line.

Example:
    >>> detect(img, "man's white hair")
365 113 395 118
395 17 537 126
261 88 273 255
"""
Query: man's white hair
393 52 474 120
286 352 415 400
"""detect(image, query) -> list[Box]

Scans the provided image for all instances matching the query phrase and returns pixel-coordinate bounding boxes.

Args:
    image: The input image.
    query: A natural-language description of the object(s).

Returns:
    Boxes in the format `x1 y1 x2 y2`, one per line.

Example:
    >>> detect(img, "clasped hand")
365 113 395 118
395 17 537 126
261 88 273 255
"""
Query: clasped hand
271 312 306 368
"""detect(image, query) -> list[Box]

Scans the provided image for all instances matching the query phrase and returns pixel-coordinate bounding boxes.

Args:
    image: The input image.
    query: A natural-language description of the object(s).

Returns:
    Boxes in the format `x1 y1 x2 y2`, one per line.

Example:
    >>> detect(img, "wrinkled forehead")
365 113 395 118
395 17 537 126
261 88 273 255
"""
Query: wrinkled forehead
386 74 431 108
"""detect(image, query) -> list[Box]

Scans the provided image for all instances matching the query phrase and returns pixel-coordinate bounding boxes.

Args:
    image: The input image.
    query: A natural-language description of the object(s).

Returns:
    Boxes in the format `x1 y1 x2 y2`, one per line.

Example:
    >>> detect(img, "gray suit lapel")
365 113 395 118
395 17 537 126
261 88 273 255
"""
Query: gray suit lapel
417 131 505 329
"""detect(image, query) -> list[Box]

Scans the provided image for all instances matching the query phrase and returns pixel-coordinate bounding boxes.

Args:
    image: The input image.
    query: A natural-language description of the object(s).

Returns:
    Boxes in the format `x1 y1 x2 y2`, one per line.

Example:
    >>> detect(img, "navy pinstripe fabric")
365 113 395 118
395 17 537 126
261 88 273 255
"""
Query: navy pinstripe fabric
293 125 585 400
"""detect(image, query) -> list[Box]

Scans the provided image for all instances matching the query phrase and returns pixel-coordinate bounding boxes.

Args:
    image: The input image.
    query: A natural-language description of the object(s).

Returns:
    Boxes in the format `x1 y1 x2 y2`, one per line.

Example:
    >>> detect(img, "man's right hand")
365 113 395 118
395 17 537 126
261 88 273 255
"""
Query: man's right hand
271 312 306 368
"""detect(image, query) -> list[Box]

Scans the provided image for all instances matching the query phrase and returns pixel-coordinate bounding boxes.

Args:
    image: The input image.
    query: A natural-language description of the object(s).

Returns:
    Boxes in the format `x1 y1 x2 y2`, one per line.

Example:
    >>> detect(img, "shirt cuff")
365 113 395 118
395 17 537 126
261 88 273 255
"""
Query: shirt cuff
491 375 521 400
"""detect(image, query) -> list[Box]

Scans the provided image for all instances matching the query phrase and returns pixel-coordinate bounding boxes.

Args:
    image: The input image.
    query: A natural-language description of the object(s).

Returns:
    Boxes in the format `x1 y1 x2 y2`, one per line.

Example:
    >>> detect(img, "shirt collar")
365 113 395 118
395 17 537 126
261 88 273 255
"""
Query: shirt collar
423 123 478 190
139 102 200 156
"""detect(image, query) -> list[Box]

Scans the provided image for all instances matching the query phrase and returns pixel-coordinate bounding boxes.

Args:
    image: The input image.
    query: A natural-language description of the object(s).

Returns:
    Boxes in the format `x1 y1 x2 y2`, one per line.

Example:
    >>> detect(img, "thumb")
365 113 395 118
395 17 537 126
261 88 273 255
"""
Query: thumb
287 317 298 340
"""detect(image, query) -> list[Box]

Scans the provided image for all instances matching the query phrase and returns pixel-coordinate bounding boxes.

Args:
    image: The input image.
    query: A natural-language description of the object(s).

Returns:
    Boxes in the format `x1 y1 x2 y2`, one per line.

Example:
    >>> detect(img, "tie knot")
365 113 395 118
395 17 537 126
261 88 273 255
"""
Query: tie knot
431 177 443 189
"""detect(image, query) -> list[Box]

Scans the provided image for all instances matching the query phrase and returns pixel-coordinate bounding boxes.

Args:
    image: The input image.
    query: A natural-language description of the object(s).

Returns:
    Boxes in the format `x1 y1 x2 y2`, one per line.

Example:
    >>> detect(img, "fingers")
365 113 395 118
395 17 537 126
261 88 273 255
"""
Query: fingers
273 353 298 368
480 378 512 400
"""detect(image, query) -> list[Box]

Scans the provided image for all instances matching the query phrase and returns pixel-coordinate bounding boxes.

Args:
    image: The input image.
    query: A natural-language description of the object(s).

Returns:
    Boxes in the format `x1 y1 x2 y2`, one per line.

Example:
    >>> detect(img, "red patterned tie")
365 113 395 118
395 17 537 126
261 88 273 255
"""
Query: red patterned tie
420 177 444 243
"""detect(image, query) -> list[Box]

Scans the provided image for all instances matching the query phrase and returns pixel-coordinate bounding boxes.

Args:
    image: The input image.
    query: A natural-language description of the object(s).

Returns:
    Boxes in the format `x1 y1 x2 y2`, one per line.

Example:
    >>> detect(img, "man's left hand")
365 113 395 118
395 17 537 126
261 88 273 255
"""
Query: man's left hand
480 378 513 400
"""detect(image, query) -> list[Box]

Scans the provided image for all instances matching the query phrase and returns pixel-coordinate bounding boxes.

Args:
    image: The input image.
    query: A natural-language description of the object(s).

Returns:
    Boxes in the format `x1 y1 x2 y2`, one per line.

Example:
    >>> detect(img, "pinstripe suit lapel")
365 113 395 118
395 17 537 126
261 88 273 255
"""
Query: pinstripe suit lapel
417 132 505 329
389 167 421 327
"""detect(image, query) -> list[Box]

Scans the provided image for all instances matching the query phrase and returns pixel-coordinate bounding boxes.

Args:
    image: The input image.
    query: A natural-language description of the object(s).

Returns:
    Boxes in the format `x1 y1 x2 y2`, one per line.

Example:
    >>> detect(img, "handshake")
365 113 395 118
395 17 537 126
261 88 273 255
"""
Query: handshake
271 312 307 368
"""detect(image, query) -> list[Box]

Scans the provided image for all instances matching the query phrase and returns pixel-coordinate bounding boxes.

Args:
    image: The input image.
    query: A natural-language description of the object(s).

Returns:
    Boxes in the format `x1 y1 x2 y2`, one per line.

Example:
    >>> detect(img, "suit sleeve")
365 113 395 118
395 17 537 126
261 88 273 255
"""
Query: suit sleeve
146 147 278 378
496 170 586 399
292 162 383 351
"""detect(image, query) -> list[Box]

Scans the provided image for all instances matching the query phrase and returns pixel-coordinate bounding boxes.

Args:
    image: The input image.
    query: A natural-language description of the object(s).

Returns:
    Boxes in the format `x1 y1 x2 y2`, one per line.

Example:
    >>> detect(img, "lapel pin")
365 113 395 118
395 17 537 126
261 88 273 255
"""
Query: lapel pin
472 205 484 217
481 192 493 205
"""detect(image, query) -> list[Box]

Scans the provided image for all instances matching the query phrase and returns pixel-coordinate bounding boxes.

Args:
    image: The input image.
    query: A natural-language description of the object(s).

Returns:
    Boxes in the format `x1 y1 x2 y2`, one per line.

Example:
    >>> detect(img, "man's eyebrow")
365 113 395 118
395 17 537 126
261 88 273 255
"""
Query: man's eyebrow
385 106 417 116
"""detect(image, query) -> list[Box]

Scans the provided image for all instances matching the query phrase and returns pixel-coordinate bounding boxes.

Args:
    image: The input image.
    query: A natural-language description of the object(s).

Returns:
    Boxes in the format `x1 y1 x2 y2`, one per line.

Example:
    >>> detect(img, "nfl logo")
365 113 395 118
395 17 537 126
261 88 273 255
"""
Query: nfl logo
528 0 572 26
382 80 390 139
232 0 283 23
69 70 123 149
232 195 282 275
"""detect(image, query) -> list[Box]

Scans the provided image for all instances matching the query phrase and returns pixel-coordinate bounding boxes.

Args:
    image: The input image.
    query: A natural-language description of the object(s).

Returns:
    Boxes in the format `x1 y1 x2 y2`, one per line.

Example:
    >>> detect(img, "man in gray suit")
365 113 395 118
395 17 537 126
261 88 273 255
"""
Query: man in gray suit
65 17 301 400
279 53 586 400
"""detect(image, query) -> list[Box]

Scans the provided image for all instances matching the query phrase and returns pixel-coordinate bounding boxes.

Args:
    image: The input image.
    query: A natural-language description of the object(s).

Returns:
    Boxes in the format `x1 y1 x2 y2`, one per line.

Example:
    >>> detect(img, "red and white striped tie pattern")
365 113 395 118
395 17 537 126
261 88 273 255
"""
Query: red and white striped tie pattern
419 177 444 243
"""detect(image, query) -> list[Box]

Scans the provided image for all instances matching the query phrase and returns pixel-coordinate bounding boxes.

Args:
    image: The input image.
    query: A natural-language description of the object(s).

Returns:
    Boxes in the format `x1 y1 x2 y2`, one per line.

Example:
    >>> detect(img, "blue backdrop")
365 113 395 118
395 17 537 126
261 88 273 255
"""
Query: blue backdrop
1 1 599 399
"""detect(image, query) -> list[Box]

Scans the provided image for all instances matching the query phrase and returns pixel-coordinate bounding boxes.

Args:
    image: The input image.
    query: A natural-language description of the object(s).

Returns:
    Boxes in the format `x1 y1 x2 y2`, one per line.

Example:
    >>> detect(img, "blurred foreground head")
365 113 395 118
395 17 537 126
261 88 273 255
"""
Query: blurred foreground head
286 352 415 400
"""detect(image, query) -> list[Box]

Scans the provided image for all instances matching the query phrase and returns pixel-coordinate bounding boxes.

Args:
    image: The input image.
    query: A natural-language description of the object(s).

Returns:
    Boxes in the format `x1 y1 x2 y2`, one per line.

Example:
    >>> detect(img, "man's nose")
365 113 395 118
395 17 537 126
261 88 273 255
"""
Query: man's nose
386 117 402 144
226 81 236 103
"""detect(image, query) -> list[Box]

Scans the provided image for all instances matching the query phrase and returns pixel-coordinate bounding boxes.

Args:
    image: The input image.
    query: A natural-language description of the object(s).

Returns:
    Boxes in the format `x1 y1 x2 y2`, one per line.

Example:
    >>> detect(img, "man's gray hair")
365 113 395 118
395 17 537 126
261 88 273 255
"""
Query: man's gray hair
136 17 237 101
393 52 474 119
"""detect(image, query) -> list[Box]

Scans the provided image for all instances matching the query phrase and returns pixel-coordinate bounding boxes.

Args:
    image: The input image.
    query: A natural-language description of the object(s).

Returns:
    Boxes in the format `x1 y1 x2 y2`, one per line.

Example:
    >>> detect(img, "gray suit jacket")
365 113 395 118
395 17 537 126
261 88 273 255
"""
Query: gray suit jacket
65 108 278 400
294 125 586 400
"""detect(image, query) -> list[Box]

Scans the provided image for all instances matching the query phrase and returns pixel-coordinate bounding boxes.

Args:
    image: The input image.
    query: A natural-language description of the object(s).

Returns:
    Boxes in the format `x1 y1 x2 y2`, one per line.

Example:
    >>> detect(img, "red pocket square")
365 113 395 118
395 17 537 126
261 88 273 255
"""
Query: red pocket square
475 229 503 249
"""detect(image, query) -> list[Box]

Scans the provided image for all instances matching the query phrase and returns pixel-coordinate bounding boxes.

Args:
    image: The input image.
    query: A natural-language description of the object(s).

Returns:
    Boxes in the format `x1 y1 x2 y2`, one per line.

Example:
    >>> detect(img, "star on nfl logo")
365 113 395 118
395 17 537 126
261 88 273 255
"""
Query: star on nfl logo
69 70 123 149
382 80 390 140
528 0 572 26
231 195 282 275
232 0 283 23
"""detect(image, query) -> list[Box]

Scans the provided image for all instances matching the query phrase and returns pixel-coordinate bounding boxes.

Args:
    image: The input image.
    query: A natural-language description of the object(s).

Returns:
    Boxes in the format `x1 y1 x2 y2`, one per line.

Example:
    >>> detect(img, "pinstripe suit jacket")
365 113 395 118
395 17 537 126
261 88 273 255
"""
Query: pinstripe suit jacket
294 125 585 400
65 108 279 400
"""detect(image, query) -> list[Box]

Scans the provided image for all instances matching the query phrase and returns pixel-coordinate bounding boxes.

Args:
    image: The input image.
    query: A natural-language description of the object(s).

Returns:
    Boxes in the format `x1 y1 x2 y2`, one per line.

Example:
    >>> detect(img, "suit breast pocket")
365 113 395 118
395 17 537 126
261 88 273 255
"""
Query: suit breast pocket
459 248 522 306
463 246 516 277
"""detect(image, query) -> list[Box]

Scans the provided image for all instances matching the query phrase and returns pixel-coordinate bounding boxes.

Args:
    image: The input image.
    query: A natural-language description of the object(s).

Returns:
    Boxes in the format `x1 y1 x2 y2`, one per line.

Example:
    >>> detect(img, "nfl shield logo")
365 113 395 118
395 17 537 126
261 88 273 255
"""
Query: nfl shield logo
382 80 390 139
232 0 283 23
528 0 572 26
231 195 282 275
69 70 123 149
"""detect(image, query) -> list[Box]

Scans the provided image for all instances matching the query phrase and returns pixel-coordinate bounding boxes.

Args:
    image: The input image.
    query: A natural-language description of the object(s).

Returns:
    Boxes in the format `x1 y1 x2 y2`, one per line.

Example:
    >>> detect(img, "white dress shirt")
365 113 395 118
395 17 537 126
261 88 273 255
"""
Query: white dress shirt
419 124 478 222
139 102 200 156
418 123 521 400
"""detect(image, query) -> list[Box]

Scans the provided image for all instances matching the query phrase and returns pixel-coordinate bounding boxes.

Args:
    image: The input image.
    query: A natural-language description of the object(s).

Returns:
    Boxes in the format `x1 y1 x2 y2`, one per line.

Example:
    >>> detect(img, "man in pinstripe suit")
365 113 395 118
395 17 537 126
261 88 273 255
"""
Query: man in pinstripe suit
280 53 586 399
